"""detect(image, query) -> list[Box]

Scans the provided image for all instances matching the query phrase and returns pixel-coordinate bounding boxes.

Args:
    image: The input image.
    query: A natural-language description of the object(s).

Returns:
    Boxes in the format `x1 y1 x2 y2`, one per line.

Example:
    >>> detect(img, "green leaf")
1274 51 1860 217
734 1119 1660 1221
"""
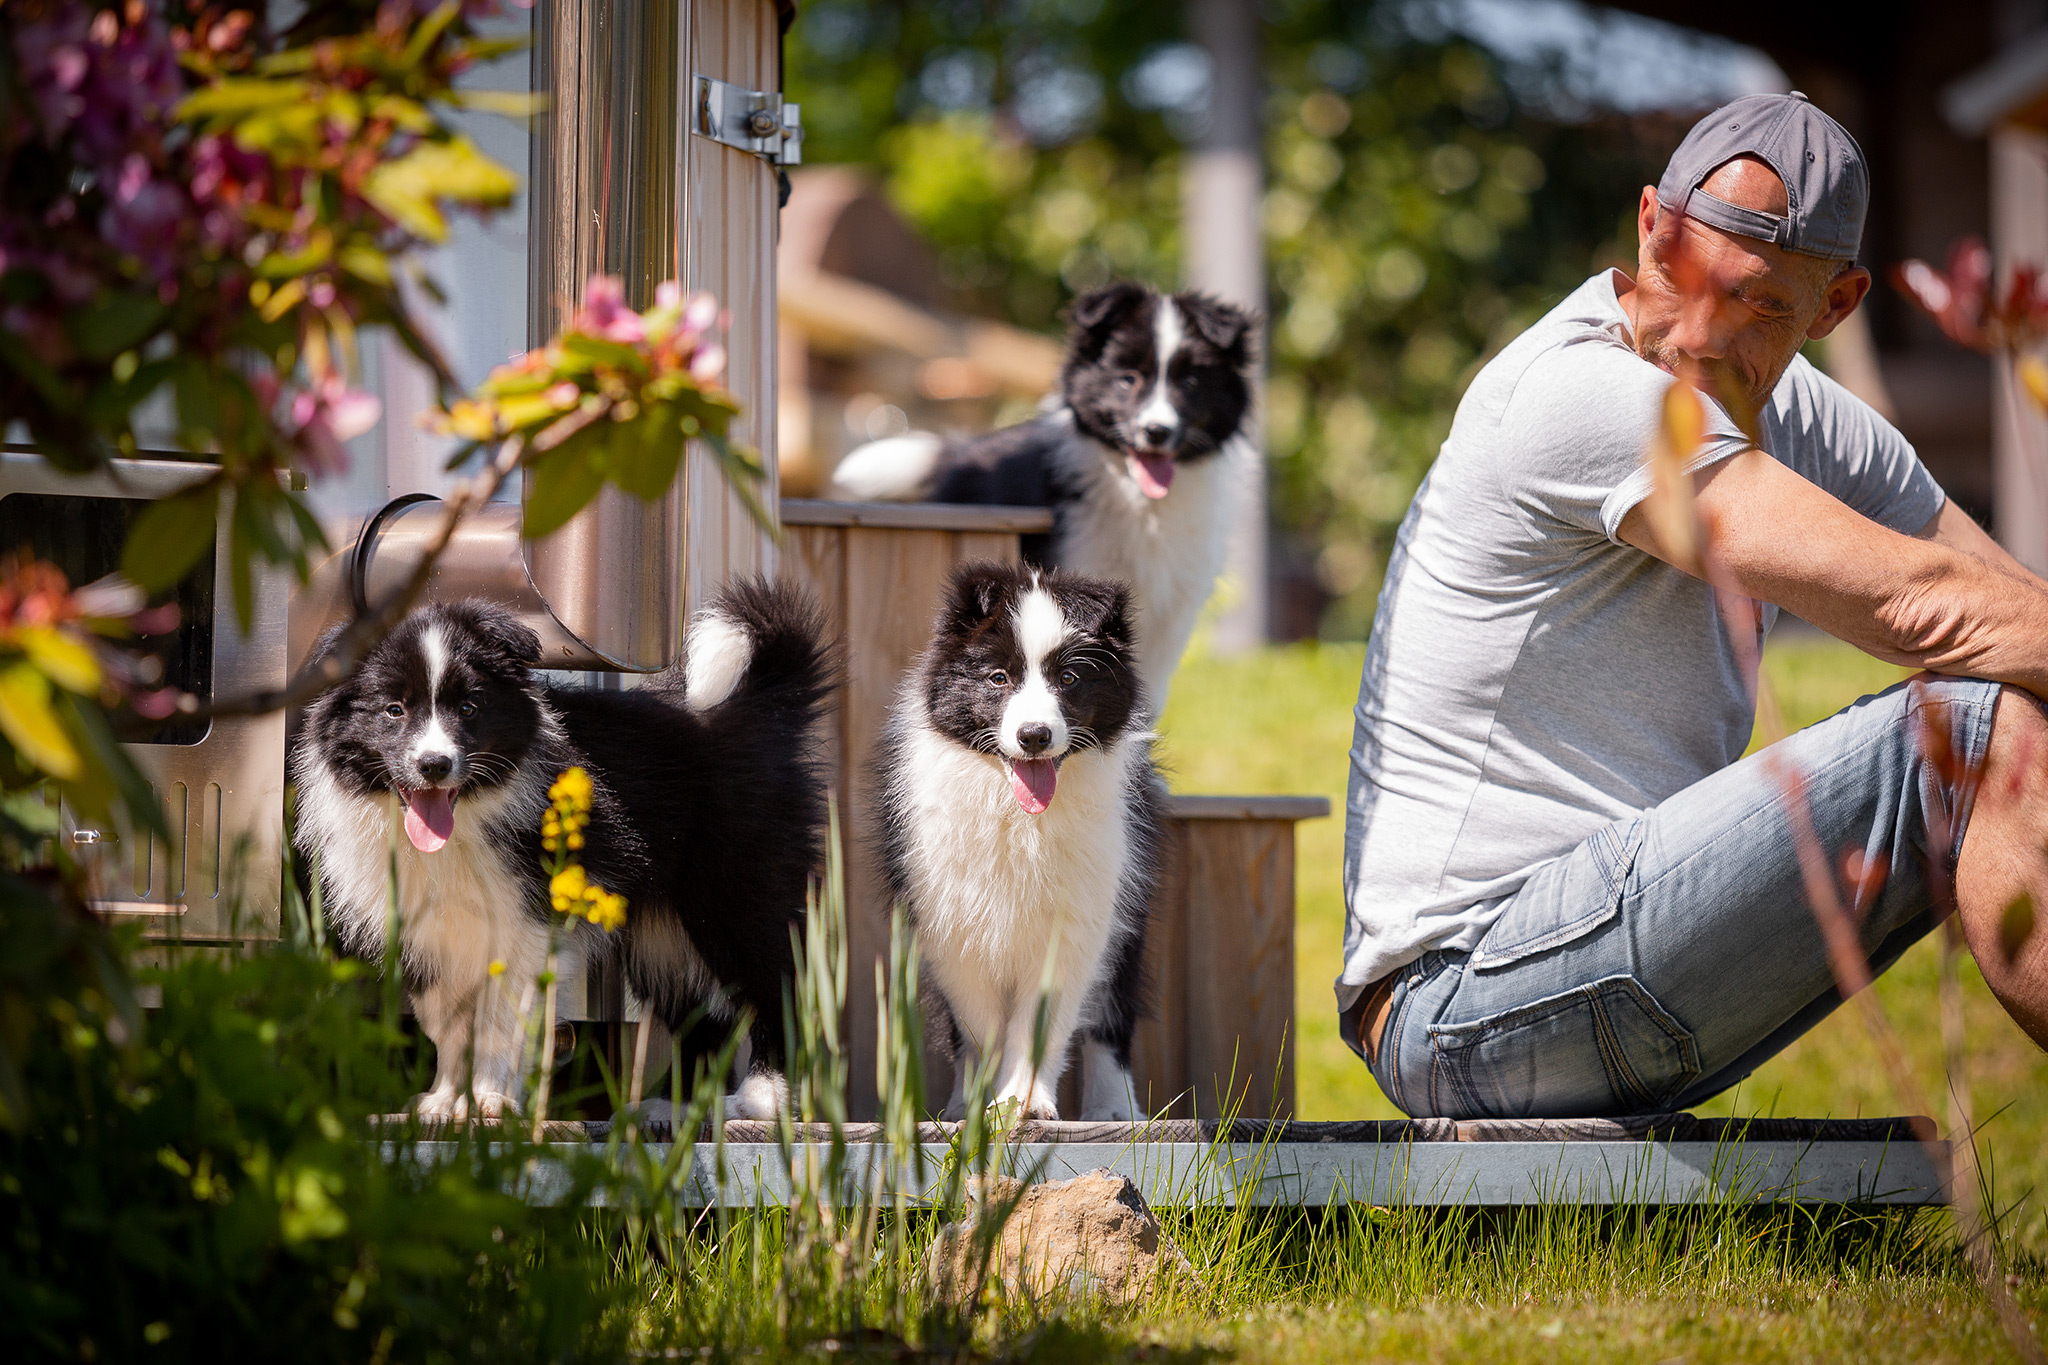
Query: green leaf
171 358 224 446
521 447 607 541
2001 891 2037 964
122 486 218 593
0 327 73 408
559 333 648 375
66 293 166 362
361 137 517 243
0 664 78 780
336 242 393 287
607 403 685 500
176 77 309 123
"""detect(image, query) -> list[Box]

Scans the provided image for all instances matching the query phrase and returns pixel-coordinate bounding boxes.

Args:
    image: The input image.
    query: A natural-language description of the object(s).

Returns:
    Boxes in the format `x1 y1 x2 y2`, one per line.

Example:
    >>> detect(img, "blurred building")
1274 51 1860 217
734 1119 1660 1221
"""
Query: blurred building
775 168 1063 497
1944 26 2048 572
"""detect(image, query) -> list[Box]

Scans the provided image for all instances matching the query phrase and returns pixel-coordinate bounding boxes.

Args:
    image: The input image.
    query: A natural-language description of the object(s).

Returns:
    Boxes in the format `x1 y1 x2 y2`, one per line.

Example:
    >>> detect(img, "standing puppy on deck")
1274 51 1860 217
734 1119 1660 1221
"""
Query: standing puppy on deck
875 561 1166 1121
292 580 832 1123
829 282 1256 708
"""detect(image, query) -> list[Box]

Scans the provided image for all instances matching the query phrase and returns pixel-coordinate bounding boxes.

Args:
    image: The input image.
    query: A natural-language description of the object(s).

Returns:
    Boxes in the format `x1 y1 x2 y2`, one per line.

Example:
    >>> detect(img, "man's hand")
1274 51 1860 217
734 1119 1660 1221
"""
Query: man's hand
1615 448 2048 698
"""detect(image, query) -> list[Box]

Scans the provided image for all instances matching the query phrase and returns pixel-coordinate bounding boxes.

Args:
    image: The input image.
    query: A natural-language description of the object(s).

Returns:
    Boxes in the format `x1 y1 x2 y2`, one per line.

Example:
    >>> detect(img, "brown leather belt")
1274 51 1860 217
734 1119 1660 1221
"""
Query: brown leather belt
1356 970 1401 1067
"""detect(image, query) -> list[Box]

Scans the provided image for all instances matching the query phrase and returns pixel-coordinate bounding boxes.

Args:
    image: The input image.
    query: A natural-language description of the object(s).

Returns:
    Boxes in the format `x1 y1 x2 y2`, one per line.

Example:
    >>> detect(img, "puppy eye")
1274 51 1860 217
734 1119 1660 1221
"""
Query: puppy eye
457 701 478 718
384 702 405 718
1116 371 1142 390
1059 668 1079 687
987 669 1009 686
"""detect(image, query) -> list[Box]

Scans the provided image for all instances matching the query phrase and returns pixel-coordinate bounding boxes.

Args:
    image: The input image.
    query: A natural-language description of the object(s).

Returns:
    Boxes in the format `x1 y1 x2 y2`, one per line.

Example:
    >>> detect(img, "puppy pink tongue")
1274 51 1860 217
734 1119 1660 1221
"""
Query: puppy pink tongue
1007 758 1057 814
403 789 455 853
1127 450 1175 499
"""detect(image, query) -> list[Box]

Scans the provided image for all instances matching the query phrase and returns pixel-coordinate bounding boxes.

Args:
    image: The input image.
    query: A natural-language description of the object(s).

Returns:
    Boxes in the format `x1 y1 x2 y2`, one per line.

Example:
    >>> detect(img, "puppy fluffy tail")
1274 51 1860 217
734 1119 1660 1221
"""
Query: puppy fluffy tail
826 431 943 501
679 579 836 726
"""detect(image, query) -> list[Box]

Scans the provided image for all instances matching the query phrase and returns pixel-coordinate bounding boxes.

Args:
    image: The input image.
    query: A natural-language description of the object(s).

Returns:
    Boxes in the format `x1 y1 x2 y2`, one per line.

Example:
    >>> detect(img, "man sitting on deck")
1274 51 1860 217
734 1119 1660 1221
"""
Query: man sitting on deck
1341 93 2048 1118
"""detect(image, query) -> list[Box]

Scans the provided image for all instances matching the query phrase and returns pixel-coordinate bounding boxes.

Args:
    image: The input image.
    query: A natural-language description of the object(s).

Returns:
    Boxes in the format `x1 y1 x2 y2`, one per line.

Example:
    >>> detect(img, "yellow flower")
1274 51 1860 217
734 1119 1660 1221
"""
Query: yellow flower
488 959 506 977
549 863 588 913
549 766 593 813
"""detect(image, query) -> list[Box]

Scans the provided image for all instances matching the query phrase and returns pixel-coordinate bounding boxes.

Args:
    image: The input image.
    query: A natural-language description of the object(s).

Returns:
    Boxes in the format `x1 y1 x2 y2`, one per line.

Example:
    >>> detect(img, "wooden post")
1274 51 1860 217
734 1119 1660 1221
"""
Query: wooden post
1127 795 1324 1120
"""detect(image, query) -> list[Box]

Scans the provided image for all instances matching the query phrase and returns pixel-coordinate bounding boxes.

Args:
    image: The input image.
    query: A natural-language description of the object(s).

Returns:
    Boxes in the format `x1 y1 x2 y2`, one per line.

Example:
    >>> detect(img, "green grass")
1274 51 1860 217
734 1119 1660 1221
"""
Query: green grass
1158 632 2048 1262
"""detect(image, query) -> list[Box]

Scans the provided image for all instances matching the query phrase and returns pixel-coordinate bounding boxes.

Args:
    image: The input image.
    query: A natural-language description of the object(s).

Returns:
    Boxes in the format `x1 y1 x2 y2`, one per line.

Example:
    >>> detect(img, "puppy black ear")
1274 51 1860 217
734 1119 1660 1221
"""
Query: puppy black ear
462 603 542 666
1067 281 1151 339
1061 576 1135 650
941 562 1013 634
1178 292 1257 361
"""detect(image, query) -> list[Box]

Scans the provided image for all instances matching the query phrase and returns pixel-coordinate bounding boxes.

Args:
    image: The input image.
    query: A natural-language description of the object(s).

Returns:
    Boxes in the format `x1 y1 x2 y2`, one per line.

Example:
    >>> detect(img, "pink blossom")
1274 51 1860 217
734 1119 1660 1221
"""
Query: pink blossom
545 381 581 406
288 377 382 480
682 290 720 336
574 274 645 343
655 280 683 311
689 342 726 385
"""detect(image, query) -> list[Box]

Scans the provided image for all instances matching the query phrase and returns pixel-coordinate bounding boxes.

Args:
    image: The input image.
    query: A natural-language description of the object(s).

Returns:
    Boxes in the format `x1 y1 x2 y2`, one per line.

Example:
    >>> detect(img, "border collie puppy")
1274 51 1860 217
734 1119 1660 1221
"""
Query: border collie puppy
292 581 831 1122
875 561 1165 1121
828 281 1256 707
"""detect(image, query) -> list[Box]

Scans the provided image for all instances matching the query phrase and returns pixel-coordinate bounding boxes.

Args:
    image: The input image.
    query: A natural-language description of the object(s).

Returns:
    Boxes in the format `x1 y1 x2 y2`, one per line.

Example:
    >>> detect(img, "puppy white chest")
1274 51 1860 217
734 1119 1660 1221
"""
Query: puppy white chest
296 757 553 983
1053 437 1239 700
896 723 1136 1015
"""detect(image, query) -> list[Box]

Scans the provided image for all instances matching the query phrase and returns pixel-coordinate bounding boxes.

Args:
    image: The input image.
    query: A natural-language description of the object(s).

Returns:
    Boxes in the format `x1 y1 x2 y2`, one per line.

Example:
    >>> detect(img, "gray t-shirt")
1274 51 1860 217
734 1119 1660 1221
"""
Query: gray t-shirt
1338 269 1944 1010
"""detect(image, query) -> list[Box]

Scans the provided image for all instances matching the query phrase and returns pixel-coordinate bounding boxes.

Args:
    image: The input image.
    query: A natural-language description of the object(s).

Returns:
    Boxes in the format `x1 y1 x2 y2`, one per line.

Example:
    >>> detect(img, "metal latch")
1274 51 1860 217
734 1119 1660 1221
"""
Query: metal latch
693 74 802 166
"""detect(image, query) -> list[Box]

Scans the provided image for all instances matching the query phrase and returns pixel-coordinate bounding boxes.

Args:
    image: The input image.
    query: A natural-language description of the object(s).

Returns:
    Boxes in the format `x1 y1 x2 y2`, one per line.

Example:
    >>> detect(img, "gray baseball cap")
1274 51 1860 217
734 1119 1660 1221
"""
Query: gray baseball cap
1655 92 1868 261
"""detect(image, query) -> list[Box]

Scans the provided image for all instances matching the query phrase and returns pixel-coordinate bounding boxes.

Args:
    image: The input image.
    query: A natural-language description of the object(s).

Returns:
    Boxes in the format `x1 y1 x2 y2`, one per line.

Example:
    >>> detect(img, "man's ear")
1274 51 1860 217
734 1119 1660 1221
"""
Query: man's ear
1805 266 1872 341
1637 185 1661 252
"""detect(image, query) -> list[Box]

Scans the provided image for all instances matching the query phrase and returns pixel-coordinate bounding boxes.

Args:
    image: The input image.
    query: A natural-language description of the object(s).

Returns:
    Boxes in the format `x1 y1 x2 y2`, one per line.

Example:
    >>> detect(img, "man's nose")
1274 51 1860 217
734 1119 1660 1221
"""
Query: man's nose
1667 294 1735 361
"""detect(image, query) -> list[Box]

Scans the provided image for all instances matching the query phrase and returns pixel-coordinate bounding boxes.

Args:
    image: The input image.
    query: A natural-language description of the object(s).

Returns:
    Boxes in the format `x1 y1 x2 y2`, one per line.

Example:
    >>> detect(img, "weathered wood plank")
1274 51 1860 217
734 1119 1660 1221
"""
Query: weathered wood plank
839 526 969 1116
781 499 1056 533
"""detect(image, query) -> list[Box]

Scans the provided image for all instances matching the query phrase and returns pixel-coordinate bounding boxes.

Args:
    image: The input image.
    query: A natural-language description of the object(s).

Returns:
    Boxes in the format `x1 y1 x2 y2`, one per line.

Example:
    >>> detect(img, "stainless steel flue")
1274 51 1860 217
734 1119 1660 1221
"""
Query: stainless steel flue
521 0 690 672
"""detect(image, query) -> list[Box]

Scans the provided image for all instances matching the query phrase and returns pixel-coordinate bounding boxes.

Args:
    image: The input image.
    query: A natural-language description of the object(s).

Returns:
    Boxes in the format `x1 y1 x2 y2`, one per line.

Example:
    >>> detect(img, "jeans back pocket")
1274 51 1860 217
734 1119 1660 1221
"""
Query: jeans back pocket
1427 973 1700 1118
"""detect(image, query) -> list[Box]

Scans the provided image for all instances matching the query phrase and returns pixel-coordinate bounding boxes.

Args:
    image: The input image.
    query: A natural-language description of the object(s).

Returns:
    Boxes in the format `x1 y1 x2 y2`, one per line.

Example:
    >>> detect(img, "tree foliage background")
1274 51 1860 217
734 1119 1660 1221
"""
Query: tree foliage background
788 0 1698 636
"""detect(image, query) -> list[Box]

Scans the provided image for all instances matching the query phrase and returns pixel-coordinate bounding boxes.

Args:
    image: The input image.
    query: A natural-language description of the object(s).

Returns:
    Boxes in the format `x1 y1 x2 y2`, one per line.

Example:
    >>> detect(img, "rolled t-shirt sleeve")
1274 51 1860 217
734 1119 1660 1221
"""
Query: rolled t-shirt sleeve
1492 337 1749 544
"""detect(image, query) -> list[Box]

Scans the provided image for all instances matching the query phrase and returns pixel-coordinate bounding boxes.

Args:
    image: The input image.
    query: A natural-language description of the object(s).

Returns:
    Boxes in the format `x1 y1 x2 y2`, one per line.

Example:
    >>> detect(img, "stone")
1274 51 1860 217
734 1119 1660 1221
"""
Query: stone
924 1167 1196 1307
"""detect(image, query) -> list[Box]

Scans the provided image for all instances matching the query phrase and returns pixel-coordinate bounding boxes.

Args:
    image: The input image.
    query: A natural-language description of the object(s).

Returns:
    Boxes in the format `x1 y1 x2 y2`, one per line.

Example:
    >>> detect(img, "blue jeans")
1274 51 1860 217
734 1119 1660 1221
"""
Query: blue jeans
1358 676 2001 1119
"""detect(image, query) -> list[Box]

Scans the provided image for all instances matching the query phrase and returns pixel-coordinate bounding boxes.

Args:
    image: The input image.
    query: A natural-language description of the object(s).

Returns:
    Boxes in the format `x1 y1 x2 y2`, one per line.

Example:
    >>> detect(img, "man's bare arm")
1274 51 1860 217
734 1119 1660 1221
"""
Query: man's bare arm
1615 448 2048 697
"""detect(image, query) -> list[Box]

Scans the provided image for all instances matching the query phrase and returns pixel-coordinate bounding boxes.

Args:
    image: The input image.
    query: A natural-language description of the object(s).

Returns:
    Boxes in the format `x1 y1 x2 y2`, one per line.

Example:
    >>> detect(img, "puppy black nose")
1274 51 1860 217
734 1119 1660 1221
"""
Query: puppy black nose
1016 723 1052 756
1140 422 1174 448
417 754 453 783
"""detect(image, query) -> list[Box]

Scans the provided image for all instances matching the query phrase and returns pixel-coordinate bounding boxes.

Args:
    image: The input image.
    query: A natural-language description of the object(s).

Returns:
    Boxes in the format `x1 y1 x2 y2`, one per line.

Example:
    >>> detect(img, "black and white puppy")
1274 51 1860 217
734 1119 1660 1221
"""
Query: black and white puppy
828 282 1256 708
292 581 832 1122
875 561 1165 1121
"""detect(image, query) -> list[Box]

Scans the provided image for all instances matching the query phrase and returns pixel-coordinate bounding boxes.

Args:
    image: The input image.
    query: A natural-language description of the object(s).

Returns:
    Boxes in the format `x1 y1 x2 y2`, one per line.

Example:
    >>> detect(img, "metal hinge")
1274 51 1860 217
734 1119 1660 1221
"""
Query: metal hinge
692 74 802 167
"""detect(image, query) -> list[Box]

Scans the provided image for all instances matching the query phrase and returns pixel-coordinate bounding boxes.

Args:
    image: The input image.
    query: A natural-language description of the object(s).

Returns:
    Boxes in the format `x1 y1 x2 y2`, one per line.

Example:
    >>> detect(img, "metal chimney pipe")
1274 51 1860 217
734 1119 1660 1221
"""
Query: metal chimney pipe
522 0 689 671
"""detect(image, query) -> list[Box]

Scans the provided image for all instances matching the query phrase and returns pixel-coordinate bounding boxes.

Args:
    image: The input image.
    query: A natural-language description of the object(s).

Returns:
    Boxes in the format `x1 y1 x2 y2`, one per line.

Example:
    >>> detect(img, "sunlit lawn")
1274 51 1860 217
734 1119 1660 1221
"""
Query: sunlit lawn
1159 630 2048 1261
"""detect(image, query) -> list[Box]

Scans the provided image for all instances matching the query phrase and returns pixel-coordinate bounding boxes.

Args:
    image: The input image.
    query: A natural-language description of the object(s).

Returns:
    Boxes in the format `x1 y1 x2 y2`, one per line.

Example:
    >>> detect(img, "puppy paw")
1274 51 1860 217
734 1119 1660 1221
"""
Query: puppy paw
725 1070 789 1121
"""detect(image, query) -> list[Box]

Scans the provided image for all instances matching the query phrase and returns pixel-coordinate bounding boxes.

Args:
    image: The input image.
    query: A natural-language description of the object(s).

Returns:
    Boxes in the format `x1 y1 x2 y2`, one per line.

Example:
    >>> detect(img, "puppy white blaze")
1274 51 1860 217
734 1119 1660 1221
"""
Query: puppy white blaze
1134 297 1184 440
684 611 752 714
407 623 458 776
998 586 1071 758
